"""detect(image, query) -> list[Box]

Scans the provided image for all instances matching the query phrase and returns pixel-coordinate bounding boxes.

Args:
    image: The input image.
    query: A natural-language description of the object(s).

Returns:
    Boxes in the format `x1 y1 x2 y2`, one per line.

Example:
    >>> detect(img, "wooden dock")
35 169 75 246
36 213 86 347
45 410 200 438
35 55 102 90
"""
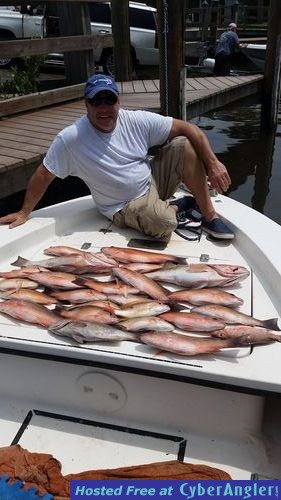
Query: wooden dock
0 74 263 199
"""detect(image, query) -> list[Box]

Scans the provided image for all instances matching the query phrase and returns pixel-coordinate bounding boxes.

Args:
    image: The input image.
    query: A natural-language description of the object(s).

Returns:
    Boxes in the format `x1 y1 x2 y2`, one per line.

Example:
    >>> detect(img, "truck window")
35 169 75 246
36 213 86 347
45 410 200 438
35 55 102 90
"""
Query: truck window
129 8 156 30
89 3 111 24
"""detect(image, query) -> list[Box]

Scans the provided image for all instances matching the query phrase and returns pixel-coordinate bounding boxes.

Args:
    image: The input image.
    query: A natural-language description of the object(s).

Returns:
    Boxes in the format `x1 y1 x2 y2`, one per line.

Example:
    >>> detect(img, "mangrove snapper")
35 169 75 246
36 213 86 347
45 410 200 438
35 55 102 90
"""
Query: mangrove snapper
101 246 186 264
168 288 243 307
0 299 60 328
140 331 239 356
191 305 280 331
112 267 169 301
160 311 225 332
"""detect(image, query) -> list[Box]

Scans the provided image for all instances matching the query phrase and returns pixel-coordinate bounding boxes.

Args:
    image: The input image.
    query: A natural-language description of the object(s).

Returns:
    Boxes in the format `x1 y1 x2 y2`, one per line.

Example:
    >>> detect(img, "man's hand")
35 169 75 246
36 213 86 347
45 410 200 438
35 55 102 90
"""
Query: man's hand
206 160 231 194
0 209 30 229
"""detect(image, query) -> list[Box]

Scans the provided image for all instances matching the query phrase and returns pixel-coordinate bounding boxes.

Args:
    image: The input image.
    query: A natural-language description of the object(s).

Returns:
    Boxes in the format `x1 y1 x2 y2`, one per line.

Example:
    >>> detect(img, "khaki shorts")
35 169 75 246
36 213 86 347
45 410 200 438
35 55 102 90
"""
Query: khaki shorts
113 136 186 241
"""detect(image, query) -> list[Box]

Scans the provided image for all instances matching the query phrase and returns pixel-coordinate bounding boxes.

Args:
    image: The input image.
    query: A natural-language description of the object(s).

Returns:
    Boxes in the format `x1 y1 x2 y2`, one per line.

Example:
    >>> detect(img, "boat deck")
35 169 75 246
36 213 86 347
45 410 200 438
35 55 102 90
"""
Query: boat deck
0 74 263 200
0 192 281 481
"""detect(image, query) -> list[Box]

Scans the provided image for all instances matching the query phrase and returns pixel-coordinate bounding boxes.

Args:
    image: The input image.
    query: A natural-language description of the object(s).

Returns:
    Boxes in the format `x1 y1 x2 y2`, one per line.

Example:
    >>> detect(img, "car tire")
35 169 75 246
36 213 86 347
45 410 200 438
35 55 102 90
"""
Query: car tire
0 33 17 68
101 47 137 77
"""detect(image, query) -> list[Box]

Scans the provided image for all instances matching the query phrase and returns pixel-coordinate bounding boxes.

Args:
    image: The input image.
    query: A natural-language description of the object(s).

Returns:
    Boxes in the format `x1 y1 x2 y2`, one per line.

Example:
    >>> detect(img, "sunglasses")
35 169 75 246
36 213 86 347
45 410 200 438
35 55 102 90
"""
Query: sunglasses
88 95 118 107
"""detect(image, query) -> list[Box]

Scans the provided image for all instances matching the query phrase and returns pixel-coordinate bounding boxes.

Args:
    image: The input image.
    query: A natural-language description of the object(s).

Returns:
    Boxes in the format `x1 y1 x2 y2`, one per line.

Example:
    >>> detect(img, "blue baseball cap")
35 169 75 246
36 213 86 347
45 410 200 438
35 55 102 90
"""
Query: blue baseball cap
84 74 119 99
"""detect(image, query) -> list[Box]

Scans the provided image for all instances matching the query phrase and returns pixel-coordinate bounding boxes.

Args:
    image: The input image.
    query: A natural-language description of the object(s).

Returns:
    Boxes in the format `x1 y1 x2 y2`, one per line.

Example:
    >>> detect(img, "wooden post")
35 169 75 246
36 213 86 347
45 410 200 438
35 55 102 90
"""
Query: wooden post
111 0 132 80
156 0 185 118
57 2 94 85
261 0 281 129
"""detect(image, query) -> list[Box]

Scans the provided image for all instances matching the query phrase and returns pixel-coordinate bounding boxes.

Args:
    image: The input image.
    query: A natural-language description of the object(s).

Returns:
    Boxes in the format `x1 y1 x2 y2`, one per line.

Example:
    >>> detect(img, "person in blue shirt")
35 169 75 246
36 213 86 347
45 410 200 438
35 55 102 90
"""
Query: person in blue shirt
214 23 245 76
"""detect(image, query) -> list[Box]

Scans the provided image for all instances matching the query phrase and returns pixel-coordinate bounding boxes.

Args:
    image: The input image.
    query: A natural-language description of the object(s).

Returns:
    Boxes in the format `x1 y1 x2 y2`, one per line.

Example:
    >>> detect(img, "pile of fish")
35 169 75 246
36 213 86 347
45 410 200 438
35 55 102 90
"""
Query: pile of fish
0 245 280 358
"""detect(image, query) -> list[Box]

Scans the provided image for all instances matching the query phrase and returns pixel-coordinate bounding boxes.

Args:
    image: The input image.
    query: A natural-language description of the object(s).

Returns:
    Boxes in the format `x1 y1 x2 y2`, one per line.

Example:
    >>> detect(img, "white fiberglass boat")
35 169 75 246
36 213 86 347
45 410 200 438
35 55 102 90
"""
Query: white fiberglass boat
0 190 280 483
241 44 266 71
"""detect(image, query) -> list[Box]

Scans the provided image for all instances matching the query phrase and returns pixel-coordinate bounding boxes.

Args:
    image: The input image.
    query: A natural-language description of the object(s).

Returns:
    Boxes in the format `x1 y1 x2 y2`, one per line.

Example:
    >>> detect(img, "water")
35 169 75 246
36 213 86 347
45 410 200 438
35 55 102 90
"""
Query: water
191 95 281 227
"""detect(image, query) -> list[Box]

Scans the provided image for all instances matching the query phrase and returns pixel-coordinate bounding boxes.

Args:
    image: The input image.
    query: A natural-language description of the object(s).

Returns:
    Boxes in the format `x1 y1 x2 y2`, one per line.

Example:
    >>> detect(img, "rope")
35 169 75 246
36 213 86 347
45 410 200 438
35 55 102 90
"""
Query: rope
162 0 169 115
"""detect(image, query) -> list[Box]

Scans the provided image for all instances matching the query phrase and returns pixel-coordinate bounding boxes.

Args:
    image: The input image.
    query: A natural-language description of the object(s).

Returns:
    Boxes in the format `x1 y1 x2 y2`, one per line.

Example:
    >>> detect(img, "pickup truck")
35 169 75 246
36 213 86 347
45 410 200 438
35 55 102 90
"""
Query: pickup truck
0 2 159 73
0 6 46 67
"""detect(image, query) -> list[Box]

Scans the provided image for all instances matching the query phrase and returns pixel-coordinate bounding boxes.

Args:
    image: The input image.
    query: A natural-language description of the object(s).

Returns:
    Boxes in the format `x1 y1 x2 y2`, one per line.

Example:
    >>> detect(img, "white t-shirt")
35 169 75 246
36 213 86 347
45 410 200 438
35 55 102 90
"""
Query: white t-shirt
43 109 173 219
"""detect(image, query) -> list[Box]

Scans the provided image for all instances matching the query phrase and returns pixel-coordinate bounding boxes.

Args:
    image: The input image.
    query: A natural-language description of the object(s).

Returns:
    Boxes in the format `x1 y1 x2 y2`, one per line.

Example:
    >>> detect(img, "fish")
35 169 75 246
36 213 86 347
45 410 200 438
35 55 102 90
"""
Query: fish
121 263 164 273
11 254 116 275
48 288 107 303
159 311 225 332
0 289 58 305
119 316 174 332
168 288 243 307
0 267 46 278
49 320 140 344
191 305 280 331
231 332 281 346
74 277 139 295
26 271 81 290
112 267 169 301
212 324 281 342
189 263 250 280
101 246 186 264
114 301 170 319
107 294 153 306
55 305 119 324
0 278 38 290
44 245 86 256
140 331 239 356
0 299 60 328
44 246 118 267
145 265 245 288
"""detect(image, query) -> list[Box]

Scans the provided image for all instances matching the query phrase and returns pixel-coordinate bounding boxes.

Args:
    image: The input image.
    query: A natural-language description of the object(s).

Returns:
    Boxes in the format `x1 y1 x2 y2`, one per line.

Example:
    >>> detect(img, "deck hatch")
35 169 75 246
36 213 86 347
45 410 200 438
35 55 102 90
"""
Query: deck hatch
11 409 186 474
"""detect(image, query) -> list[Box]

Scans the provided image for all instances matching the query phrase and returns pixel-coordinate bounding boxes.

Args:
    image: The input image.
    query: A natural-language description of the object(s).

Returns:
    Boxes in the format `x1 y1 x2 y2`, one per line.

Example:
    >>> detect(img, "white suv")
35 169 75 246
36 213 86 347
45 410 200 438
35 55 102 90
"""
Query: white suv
46 2 158 75
89 2 158 74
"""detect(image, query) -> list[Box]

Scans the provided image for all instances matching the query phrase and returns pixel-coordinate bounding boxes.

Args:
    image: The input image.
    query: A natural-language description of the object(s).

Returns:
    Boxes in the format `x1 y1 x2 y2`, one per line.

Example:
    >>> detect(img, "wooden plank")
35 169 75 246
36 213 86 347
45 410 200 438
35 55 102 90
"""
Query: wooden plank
132 80 146 93
0 34 113 57
1 120 65 134
0 138 46 155
153 80 160 91
213 77 239 87
0 132 50 147
0 125 56 141
142 80 158 92
0 155 23 167
202 77 228 90
121 81 134 93
0 84 85 118
0 147 39 160
186 78 211 91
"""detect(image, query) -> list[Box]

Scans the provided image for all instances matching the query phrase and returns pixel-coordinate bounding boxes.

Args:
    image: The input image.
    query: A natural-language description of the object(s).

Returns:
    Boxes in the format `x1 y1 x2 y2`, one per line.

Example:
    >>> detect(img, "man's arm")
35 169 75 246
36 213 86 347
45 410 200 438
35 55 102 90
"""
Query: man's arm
0 164 56 228
169 118 231 193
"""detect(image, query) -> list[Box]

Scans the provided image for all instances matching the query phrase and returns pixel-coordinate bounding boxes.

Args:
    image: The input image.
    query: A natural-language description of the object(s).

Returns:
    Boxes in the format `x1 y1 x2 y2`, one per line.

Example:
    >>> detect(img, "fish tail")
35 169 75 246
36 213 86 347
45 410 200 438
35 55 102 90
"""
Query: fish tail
11 256 29 267
262 318 280 331
270 334 281 342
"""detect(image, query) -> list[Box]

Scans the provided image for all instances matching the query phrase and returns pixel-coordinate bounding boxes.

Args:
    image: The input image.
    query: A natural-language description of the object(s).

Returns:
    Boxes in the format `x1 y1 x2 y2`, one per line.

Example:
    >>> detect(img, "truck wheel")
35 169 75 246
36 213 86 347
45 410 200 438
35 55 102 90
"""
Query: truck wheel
0 56 12 68
101 48 136 77
0 34 15 68
101 49 115 77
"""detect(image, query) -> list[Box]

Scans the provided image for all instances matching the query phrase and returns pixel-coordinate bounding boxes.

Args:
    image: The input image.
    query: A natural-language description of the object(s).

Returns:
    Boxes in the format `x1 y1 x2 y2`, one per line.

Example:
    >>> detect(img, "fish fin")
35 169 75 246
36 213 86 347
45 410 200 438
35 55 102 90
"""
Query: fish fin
262 318 280 331
11 256 29 267
72 334 85 344
167 300 188 312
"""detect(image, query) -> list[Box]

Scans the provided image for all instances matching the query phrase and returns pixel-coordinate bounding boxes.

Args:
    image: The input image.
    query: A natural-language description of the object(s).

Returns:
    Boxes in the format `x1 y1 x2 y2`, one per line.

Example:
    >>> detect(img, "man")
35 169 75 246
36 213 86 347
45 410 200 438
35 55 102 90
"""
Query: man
214 23 245 76
0 74 234 241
